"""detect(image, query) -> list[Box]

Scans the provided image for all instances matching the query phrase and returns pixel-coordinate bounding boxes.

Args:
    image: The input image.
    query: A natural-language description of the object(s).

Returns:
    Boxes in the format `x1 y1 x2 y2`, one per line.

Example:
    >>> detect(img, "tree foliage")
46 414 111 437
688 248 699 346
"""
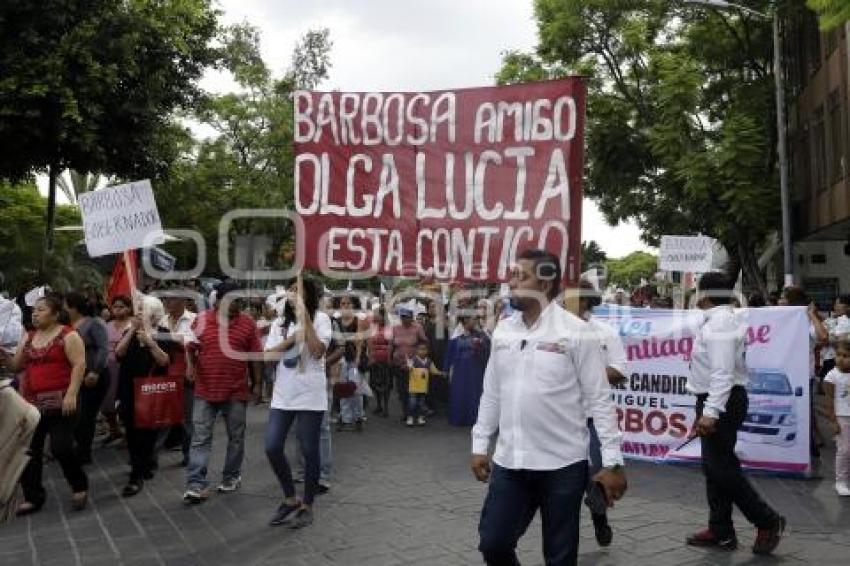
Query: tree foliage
154 26 333 274
0 182 100 293
499 0 779 293
0 0 220 181
605 251 657 288
808 0 850 29
581 240 608 271
0 0 221 252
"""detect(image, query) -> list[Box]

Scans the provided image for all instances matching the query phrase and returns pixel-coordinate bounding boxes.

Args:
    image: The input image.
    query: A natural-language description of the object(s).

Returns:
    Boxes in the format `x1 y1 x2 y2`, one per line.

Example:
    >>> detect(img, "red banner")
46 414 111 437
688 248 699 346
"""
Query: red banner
293 79 585 283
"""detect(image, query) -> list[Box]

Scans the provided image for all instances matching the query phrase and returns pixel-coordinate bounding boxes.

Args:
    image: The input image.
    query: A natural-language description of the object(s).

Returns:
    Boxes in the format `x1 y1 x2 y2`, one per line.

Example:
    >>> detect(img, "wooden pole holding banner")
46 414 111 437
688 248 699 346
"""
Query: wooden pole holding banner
123 250 141 315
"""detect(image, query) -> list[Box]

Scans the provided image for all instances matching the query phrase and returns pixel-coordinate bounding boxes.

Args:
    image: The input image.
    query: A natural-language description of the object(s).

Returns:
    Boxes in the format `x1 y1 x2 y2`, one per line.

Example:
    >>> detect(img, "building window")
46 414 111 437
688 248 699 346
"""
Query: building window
829 90 844 183
812 107 827 192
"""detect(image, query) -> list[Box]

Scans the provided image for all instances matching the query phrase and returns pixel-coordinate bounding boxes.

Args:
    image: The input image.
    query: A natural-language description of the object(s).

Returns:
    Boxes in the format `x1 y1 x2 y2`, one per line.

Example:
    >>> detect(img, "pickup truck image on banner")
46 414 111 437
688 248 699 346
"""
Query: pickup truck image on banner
592 305 811 476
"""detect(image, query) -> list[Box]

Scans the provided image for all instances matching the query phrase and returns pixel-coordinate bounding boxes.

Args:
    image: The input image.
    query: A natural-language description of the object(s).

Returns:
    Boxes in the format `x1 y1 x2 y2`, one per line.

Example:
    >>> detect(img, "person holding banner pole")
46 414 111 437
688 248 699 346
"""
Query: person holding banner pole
115 297 171 497
686 272 785 555
263 276 332 529
471 249 626 565
578 279 627 548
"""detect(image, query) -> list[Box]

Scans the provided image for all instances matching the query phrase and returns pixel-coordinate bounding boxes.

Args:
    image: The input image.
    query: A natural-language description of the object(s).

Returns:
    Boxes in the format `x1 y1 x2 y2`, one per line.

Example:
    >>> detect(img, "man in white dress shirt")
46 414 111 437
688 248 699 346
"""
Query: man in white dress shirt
471 249 627 565
686 272 785 555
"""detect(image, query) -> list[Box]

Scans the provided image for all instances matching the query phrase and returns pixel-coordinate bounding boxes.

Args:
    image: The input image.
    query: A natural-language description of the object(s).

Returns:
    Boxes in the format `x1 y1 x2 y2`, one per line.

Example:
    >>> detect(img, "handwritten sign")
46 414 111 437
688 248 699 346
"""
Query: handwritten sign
659 235 715 273
78 180 164 257
293 79 586 283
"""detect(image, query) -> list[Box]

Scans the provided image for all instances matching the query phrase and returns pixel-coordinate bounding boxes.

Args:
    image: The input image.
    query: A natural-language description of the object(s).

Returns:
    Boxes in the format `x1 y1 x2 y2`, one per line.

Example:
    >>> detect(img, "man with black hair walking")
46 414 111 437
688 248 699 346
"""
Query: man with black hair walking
686 272 785 555
471 249 626 565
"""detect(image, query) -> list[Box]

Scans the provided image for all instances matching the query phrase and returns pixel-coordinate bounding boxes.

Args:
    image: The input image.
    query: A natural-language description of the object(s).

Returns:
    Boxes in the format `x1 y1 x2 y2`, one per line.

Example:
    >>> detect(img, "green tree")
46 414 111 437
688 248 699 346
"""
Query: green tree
0 182 100 293
605 251 658 288
0 0 220 255
808 0 850 29
581 240 608 271
499 0 779 294
154 26 333 274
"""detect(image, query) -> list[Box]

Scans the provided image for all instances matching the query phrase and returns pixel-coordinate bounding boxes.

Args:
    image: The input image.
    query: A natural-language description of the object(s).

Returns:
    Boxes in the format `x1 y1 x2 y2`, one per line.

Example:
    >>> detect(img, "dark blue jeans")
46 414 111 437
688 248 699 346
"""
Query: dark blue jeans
265 409 323 505
408 393 426 418
478 461 588 566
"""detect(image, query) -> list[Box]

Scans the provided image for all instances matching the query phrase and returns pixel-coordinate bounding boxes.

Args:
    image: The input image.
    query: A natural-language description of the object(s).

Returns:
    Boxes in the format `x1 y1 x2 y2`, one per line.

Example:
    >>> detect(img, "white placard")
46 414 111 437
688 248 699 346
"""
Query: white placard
659 235 715 273
78 180 164 257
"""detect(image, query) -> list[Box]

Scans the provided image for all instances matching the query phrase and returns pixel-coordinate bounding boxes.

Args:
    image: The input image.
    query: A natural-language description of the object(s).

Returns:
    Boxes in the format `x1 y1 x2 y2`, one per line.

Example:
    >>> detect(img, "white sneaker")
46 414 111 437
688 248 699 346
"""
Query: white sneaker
183 488 209 504
836 482 850 496
416 416 426 426
405 416 414 427
217 476 242 493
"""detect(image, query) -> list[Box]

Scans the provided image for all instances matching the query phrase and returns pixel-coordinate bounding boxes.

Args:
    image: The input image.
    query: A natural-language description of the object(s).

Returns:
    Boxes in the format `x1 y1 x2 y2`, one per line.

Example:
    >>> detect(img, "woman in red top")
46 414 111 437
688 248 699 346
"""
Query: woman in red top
11 293 88 515
367 307 394 417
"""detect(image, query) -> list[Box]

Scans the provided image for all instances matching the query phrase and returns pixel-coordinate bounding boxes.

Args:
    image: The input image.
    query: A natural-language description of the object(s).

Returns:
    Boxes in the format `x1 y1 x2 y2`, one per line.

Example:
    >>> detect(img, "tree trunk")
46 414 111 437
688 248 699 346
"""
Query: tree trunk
42 161 59 274
736 240 768 298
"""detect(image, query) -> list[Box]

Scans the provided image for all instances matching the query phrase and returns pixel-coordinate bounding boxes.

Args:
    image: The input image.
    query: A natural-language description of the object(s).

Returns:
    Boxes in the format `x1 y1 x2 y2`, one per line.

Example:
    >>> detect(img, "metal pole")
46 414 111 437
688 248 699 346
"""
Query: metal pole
774 13 794 288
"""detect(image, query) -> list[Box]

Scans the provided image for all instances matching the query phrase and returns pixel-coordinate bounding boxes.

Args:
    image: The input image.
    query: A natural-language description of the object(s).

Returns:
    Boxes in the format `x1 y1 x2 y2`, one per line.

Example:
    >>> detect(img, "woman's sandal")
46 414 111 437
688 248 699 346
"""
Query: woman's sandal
121 481 143 498
71 491 88 511
16 501 42 516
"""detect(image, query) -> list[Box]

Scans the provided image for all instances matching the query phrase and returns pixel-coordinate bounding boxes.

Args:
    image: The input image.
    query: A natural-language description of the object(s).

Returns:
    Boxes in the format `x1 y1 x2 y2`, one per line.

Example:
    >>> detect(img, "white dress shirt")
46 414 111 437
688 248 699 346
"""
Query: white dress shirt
687 305 747 419
162 310 197 344
587 318 628 377
472 302 624 470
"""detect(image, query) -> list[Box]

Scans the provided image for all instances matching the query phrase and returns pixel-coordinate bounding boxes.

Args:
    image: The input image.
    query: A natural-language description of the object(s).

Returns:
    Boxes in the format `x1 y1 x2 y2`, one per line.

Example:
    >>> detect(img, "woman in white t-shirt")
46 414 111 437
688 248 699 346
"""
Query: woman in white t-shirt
263 276 332 529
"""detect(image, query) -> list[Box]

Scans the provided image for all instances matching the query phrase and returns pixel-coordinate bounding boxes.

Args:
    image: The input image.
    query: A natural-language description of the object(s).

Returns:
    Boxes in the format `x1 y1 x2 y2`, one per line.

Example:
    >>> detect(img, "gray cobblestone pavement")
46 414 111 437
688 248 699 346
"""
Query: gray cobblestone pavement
2 399 849 565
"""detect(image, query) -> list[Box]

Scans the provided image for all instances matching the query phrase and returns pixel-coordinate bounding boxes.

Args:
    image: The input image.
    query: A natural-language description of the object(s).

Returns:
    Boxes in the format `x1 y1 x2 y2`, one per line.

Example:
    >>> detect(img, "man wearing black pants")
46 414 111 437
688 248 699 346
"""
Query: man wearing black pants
687 272 785 555
471 250 627 565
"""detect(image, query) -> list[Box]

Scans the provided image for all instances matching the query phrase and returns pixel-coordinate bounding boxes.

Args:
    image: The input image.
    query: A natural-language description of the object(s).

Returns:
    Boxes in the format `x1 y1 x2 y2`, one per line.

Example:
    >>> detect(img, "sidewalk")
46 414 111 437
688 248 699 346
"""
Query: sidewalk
1 400 849 566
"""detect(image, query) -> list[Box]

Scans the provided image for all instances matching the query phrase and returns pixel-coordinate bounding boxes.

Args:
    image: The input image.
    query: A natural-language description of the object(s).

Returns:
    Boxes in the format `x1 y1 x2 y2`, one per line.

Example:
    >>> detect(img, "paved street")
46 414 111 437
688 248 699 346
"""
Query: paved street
2 399 850 566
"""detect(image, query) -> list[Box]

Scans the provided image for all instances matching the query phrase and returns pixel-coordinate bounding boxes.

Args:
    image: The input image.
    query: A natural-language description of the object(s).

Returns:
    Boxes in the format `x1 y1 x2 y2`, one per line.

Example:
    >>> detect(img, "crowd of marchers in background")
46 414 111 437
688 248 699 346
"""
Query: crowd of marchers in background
2 275 849 532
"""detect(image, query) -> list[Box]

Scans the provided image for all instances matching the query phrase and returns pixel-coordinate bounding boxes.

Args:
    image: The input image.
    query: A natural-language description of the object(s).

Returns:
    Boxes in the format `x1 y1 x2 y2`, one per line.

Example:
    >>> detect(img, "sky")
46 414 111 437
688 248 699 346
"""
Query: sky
42 0 653 259
205 0 654 259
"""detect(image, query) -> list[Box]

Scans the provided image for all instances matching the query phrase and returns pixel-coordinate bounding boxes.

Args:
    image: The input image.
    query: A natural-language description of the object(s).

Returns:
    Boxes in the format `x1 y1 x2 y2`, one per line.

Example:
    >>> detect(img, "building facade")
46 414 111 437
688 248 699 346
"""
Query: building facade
786 1 850 302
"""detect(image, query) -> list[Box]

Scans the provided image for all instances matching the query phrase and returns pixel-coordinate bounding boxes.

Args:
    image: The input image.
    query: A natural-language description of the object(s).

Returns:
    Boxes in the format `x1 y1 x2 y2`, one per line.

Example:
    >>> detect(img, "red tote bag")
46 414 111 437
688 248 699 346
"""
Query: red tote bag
134 374 184 429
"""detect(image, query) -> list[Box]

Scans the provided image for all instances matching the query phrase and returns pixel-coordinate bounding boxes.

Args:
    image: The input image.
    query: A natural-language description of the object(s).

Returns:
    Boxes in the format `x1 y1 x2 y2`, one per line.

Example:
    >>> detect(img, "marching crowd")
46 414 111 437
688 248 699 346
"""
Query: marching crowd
0 274 493 529
2 253 850 563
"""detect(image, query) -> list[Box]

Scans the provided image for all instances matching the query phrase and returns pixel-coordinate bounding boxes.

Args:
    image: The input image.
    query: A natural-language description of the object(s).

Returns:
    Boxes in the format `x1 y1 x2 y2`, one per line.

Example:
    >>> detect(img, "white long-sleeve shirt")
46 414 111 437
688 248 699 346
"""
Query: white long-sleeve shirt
472 301 624 470
587 318 628 377
687 305 747 419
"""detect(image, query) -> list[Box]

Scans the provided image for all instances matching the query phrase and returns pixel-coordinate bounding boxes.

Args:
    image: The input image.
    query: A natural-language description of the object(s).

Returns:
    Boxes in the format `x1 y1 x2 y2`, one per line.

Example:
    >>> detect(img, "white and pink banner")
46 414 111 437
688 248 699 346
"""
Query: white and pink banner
593 306 811 476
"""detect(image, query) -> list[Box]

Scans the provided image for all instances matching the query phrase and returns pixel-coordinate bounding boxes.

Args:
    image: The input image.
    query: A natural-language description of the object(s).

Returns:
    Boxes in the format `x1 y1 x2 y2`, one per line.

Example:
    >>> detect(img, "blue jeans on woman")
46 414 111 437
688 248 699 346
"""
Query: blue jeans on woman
265 409 324 505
